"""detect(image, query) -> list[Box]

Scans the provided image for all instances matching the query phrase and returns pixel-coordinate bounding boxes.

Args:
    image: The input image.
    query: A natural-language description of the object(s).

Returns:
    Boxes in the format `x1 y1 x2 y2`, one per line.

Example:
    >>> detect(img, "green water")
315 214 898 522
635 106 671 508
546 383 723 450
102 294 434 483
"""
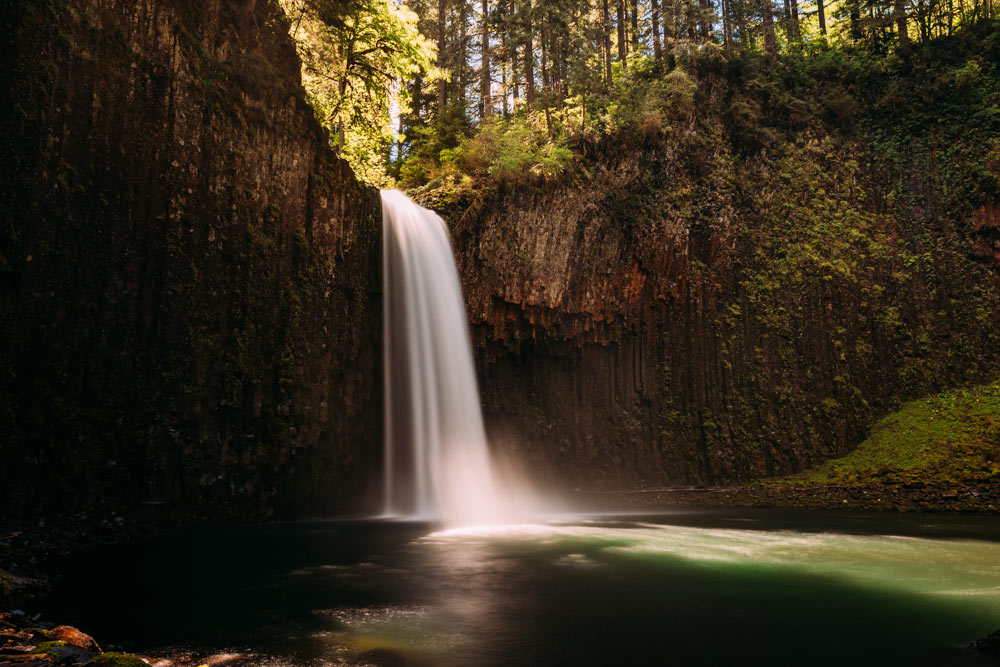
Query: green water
50 509 1000 666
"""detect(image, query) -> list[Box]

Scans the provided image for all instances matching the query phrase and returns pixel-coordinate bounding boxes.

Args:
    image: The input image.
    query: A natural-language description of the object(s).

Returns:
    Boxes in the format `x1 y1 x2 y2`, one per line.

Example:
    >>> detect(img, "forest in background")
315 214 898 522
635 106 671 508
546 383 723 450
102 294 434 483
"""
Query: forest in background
279 0 996 185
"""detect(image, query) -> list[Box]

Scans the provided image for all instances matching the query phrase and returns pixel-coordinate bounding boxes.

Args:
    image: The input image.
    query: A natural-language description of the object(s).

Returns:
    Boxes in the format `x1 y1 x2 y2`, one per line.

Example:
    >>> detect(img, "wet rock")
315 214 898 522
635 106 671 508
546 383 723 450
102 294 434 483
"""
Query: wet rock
0 571 47 610
31 640 96 664
49 629 98 654
0 613 116 666
970 628 1000 660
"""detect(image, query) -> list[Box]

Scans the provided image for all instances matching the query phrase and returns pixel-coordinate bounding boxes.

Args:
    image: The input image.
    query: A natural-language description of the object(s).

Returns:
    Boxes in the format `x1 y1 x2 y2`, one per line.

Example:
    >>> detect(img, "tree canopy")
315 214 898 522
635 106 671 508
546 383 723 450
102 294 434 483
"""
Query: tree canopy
280 0 435 184
281 0 996 184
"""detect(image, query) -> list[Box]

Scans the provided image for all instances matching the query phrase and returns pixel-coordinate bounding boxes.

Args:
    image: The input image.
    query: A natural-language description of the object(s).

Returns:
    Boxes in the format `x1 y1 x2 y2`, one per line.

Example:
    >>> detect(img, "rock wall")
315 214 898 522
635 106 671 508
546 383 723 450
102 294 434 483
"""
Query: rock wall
0 0 381 522
452 116 1000 491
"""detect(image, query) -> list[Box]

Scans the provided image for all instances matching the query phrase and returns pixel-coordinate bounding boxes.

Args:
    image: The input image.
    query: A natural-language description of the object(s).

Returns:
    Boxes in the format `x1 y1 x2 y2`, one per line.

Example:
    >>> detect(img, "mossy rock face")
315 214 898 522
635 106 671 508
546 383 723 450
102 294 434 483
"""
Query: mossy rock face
84 653 148 666
32 639 97 662
774 378 1000 490
32 640 67 657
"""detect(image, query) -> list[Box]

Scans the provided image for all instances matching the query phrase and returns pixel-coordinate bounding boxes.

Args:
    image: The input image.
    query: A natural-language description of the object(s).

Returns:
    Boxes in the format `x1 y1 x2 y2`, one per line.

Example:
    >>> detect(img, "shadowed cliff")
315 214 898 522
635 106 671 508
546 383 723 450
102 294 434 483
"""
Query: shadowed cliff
0 0 382 523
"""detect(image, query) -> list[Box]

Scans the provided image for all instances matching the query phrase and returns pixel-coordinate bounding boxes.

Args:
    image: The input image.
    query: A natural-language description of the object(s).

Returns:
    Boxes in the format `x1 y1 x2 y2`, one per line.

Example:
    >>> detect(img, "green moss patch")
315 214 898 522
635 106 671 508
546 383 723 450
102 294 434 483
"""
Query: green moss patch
774 379 1000 488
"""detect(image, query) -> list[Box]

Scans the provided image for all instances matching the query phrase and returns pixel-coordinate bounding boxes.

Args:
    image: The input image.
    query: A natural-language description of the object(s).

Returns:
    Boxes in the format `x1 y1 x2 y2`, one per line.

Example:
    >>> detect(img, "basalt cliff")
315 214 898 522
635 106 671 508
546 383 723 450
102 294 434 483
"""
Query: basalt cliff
447 37 1000 492
0 0 381 522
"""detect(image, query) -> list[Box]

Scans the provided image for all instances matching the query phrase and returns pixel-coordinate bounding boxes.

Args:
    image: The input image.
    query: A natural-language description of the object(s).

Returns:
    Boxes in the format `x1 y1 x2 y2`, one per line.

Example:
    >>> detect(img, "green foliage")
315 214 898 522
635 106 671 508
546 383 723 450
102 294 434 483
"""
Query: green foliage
32 641 67 658
280 0 435 185
402 112 573 191
780 379 1000 487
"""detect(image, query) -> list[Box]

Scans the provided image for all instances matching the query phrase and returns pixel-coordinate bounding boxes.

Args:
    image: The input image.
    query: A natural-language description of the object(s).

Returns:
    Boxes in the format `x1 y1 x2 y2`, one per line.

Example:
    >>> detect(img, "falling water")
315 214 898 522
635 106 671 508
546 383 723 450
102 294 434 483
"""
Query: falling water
381 189 501 525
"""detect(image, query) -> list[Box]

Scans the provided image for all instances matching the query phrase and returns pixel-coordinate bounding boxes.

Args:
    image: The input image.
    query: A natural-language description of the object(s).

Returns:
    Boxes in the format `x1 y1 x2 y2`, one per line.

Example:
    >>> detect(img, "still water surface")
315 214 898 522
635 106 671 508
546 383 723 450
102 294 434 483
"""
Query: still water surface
51 509 1000 666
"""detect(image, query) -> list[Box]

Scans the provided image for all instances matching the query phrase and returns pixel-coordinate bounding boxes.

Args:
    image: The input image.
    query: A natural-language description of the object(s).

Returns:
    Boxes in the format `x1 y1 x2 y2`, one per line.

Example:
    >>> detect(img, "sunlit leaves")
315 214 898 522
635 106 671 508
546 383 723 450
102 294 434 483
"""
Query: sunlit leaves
280 0 436 184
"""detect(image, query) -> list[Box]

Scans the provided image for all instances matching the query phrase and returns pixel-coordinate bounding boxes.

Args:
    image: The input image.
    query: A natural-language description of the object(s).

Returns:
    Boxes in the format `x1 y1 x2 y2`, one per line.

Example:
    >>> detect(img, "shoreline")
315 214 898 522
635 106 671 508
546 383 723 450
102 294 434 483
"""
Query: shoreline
572 482 1000 513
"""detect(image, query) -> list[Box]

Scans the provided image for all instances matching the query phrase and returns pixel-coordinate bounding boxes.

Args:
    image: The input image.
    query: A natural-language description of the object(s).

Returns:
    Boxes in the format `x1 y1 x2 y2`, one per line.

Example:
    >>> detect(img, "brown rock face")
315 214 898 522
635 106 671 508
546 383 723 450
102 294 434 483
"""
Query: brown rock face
0 1 381 521
51 626 99 652
450 139 1000 492
972 203 1000 268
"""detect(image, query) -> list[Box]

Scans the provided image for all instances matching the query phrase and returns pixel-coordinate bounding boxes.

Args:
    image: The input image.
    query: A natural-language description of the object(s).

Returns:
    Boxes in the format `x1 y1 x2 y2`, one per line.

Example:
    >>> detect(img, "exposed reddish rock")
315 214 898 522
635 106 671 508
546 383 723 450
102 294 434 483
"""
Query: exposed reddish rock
51 627 99 653
972 203 1000 267
449 144 1000 492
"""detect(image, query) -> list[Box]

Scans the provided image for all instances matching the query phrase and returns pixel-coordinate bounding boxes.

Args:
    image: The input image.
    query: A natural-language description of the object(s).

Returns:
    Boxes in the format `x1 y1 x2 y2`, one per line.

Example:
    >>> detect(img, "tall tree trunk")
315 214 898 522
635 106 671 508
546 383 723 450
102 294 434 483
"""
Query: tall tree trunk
500 28 510 117
540 24 552 130
409 74 424 121
631 0 640 51
736 0 748 43
602 0 613 91
617 0 628 67
541 24 550 93
849 0 862 41
525 0 535 109
789 0 799 40
761 0 777 60
722 0 732 46
652 0 663 56
700 0 711 38
459 1 467 105
894 0 911 52
437 0 447 117
481 0 491 118
512 44 520 105
817 0 827 33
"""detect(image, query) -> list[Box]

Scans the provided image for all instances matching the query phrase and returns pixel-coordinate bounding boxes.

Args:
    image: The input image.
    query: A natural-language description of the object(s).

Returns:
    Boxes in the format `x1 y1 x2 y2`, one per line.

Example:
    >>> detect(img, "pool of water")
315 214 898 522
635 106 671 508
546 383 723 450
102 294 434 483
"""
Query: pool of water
48 509 1000 666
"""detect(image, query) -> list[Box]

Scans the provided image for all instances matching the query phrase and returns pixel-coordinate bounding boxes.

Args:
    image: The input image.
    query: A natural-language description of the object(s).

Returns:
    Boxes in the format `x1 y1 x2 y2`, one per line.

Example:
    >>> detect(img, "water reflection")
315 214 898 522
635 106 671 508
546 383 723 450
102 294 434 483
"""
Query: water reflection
48 512 1000 667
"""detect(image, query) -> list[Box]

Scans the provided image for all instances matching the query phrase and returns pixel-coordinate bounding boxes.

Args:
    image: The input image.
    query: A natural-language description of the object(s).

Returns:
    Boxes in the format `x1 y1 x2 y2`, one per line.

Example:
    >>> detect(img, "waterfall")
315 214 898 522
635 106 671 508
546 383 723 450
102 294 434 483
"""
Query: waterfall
381 189 501 525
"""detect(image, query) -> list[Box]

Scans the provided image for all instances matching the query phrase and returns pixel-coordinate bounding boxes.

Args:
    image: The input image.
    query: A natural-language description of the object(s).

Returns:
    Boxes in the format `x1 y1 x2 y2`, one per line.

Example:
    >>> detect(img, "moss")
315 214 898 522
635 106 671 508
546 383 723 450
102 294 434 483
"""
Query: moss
32 641 68 659
771 379 1000 488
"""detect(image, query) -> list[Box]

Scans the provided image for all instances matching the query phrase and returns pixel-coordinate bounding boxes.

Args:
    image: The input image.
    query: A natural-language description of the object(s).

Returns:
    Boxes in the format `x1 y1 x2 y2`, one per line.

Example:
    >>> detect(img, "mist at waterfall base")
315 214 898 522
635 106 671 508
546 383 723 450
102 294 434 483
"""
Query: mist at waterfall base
380 189 543 524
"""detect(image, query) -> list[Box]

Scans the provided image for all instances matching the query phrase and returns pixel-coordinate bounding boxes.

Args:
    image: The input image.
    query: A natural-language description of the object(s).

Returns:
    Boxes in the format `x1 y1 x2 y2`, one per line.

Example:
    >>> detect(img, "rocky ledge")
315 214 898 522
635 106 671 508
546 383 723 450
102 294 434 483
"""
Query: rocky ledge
0 611 144 666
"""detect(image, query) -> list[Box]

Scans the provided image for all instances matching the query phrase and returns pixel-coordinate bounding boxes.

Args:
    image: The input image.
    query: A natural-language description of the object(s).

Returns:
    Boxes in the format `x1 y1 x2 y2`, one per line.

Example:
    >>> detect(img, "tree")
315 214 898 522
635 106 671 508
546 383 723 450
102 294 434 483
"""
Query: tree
617 0 628 68
281 0 434 183
525 0 536 108
482 0 493 117
893 0 911 53
602 0 613 91
438 0 448 116
761 0 777 60
651 0 663 57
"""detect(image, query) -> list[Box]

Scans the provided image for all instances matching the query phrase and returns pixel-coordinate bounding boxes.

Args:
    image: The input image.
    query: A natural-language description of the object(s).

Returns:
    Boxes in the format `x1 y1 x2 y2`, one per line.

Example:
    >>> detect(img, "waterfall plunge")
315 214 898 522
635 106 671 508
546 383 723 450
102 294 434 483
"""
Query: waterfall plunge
381 189 502 525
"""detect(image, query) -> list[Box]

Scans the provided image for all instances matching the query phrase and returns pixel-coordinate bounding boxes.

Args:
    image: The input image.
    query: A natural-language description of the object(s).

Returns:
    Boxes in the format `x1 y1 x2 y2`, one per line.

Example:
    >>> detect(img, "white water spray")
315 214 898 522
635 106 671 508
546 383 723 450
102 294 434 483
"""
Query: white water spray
381 189 502 525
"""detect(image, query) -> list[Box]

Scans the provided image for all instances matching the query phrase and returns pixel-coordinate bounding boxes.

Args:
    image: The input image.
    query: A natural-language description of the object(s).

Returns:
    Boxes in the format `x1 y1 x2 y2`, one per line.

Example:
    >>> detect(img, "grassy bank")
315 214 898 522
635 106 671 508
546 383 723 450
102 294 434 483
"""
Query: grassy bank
775 380 1000 490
